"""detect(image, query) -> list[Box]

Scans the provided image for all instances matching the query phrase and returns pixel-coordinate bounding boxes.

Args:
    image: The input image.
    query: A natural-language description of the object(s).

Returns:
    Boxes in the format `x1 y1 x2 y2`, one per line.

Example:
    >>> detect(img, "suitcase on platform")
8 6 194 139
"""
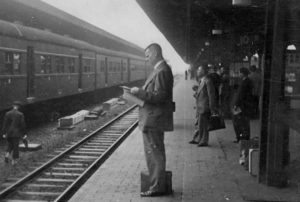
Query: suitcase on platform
141 170 173 194
249 148 259 176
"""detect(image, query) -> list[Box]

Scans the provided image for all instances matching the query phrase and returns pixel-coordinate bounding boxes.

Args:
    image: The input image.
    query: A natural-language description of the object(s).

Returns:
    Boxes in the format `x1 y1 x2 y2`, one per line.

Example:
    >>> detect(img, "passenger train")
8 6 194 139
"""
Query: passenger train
0 19 150 113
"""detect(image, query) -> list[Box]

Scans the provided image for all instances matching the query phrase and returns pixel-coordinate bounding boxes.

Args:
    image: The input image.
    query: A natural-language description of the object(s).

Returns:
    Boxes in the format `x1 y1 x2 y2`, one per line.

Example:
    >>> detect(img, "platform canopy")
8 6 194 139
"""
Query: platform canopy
136 0 267 66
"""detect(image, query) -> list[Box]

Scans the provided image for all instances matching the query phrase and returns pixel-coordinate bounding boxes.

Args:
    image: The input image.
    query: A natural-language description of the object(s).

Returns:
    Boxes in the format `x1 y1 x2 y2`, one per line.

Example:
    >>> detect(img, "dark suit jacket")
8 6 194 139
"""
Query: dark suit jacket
233 77 254 116
136 61 174 132
195 75 216 115
2 108 26 138
208 72 221 105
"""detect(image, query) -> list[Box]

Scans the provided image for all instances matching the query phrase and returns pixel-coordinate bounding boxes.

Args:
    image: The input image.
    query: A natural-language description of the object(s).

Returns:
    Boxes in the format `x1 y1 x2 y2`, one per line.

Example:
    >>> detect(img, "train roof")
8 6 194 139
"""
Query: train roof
0 0 145 57
0 20 145 61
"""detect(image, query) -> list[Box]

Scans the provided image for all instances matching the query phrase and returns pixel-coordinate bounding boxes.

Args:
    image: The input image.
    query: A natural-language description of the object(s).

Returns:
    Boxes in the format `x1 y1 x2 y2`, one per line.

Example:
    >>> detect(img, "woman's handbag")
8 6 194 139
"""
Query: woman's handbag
208 114 226 131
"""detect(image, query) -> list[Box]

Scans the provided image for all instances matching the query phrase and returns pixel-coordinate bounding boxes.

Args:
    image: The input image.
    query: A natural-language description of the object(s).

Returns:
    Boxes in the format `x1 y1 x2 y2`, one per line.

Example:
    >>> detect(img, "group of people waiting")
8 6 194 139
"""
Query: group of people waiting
189 64 262 146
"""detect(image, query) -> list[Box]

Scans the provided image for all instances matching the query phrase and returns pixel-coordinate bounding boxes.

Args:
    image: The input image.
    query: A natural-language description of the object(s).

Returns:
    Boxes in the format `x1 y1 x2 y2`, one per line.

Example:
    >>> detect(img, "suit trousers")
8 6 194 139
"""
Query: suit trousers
193 112 210 144
232 113 250 141
6 137 20 159
142 130 166 192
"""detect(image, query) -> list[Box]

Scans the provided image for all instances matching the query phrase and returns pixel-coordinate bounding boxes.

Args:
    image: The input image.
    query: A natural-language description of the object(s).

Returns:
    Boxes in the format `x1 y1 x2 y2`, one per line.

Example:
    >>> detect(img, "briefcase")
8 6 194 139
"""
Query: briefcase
141 170 173 194
208 114 225 131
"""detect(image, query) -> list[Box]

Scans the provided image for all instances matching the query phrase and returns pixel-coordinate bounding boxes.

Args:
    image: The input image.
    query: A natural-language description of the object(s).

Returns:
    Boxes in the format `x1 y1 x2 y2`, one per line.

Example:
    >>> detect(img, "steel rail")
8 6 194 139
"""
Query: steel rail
0 105 138 201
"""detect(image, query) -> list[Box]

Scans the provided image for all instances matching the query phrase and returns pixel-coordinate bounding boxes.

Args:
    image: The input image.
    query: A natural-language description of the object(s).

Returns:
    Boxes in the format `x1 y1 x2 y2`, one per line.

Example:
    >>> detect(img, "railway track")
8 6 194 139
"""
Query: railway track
0 105 139 202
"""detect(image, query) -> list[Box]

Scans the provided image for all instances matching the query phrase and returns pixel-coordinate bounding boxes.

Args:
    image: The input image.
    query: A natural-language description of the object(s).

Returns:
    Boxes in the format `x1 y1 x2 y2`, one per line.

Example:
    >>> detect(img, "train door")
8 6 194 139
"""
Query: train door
94 53 97 89
121 59 124 82
127 58 131 82
105 57 108 86
26 46 35 97
78 54 82 89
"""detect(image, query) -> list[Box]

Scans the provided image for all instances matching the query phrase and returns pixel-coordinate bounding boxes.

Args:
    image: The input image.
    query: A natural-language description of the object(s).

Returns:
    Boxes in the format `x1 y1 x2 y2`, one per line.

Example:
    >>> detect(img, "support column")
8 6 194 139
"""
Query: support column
259 0 288 187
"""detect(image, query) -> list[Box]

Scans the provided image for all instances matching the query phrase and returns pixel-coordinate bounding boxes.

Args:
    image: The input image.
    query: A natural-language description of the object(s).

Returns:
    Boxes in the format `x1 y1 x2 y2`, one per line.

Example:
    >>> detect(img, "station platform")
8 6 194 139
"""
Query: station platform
69 76 300 202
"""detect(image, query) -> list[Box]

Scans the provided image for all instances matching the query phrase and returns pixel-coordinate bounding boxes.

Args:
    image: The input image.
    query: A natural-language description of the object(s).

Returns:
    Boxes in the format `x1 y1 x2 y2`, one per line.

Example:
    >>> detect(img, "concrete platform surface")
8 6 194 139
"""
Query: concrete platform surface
69 76 300 202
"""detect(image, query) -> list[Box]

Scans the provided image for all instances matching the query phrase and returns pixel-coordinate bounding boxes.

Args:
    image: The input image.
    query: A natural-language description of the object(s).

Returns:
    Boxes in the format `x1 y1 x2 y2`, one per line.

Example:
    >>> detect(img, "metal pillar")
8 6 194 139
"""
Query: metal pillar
259 0 289 187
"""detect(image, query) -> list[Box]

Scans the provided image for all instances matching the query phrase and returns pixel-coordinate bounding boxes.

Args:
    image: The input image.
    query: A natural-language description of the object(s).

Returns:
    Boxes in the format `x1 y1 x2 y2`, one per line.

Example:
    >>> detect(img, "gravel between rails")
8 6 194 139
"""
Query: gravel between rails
0 98 135 190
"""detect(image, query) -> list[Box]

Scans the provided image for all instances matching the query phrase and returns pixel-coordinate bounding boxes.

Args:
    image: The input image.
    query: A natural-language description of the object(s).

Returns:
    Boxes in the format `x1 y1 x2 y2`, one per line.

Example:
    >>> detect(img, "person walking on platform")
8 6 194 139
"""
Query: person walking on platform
248 65 262 119
2 101 27 165
219 67 231 118
130 43 174 197
232 68 253 143
189 65 217 147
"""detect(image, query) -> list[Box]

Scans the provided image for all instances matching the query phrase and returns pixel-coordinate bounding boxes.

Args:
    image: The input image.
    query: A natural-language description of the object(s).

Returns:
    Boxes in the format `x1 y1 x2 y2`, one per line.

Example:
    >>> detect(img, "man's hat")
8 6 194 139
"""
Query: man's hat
12 101 22 106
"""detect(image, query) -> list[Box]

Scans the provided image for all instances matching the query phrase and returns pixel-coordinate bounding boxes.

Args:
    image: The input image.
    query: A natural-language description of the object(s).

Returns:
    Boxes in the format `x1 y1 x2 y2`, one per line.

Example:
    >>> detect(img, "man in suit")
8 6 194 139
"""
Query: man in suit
232 67 253 143
248 65 262 119
2 101 27 165
131 43 174 197
189 65 217 146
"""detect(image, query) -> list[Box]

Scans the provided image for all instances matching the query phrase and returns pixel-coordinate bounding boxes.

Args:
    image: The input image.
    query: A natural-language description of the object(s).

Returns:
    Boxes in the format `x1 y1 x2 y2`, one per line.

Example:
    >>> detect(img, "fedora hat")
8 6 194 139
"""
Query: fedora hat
12 101 22 106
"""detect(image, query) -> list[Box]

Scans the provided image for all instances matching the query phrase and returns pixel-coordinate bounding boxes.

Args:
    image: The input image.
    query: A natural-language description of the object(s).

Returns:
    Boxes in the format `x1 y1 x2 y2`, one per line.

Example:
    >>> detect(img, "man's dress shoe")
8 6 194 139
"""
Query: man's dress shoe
198 143 208 147
140 190 165 197
189 140 198 144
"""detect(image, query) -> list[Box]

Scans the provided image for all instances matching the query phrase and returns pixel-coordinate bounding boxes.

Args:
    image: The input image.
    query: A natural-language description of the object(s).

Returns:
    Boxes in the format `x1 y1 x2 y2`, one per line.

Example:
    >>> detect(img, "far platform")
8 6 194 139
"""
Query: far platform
69 75 300 202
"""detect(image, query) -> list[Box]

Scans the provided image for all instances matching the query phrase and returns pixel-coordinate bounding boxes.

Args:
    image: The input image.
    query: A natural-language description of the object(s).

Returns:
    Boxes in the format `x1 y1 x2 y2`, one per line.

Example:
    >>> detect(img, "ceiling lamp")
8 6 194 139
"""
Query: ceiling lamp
287 44 296 50
212 29 223 35
232 0 251 6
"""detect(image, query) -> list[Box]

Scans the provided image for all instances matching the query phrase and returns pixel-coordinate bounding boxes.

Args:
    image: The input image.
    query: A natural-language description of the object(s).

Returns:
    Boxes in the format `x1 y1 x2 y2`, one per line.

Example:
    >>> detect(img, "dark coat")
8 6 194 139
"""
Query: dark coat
195 75 216 114
136 61 174 132
233 77 254 116
208 72 221 104
2 108 26 138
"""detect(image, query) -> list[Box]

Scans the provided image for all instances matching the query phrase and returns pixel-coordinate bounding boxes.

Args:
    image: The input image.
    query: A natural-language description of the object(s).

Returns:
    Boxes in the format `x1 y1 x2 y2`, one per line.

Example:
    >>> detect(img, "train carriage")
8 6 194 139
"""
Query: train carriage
0 19 150 112
130 58 148 83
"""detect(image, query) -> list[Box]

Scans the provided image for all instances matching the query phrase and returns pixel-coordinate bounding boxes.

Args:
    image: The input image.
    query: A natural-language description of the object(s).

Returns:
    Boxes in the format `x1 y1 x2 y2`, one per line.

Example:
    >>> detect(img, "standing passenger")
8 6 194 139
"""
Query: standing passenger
189 72 201 145
130 43 174 197
219 67 231 118
189 65 217 146
232 68 253 143
2 101 27 165
208 67 221 108
248 65 262 119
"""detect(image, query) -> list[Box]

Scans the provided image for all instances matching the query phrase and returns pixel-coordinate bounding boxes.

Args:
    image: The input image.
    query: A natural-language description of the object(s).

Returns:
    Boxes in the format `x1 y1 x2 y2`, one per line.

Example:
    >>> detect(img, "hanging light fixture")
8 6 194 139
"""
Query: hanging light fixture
212 29 223 35
212 19 223 35
287 44 296 50
232 0 251 6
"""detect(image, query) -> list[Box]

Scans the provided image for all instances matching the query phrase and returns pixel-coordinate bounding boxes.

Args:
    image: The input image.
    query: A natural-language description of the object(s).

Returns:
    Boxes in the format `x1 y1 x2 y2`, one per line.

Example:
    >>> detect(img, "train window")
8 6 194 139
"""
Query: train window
83 59 92 72
123 63 127 71
2 52 21 75
130 64 136 70
100 60 105 72
68 58 75 73
117 63 121 71
109 61 113 72
4 52 13 74
40 55 52 73
113 62 117 72
55 56 65 73
13 53 21 74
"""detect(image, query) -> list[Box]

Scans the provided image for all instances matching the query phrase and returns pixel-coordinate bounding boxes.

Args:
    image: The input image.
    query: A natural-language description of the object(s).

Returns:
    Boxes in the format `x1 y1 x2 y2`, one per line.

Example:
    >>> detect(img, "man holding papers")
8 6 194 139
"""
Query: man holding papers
130 43 174 197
